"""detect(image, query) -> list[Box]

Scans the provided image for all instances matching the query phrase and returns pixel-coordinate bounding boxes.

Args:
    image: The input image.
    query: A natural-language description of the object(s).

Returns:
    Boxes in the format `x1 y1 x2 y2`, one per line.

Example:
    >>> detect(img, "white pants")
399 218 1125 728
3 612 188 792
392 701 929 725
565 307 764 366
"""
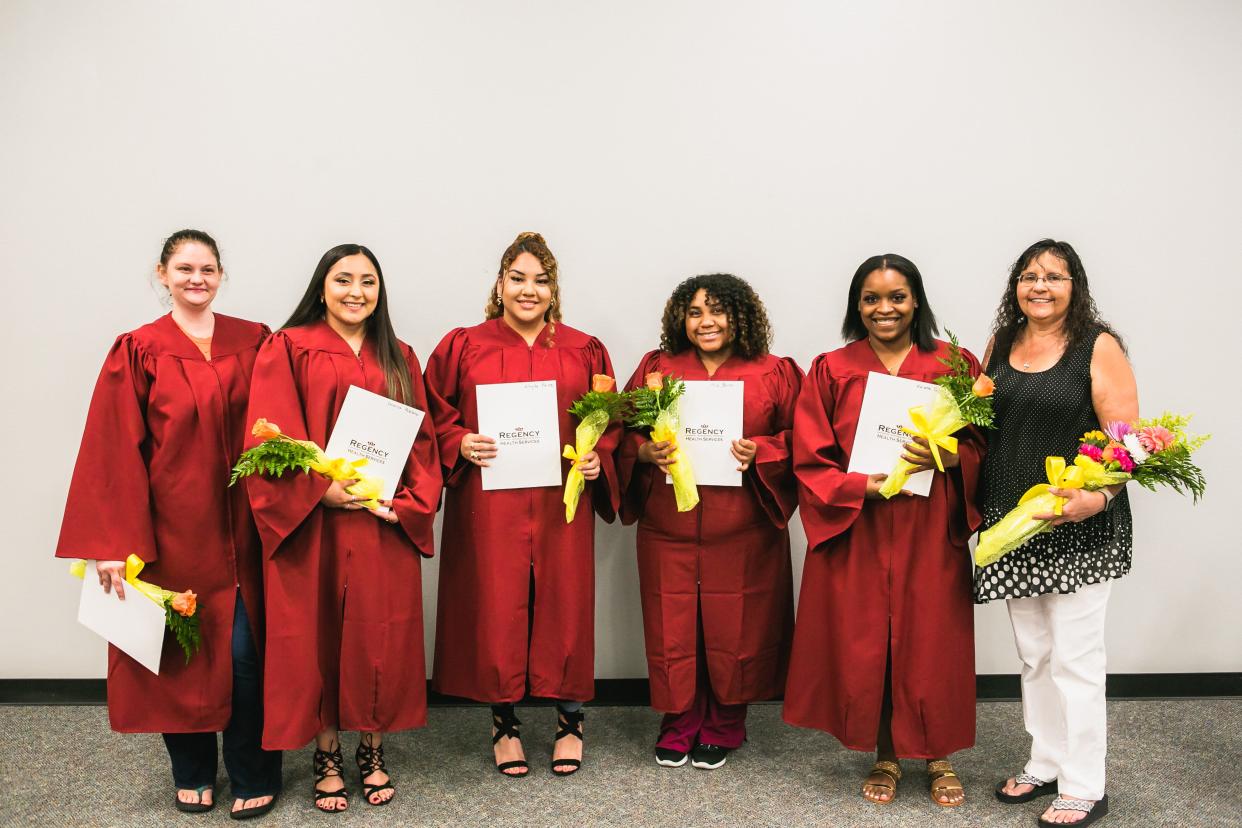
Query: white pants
1006 581 1112 801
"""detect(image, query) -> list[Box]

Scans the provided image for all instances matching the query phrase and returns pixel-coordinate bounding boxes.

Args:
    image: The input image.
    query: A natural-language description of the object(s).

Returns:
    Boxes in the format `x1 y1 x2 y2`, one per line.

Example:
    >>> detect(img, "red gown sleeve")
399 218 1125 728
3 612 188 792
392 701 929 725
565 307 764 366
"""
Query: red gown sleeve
617 351 663 525
945 347 986 545
390 348 444 556
745 356 805 529
243 331 332 558
56 334 158 563
793 354 869 552
422 328 474 488
583 336 622 523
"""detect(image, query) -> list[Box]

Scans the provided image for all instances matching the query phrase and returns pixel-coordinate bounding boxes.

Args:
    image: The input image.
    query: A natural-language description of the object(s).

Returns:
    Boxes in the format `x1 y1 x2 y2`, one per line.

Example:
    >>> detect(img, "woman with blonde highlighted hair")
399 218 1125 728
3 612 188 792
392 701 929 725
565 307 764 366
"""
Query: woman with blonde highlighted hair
424 232 621 778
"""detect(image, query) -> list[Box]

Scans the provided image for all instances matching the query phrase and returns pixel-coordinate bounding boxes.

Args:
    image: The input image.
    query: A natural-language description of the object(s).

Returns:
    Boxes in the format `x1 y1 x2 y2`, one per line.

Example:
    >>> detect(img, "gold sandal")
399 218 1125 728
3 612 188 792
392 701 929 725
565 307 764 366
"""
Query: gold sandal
862 760 901 804
927 759 965 807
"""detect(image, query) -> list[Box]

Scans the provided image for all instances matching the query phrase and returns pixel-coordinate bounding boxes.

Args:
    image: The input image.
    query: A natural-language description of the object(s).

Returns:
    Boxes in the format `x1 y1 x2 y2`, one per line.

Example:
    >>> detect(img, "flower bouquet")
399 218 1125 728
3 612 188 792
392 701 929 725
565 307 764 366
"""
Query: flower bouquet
625 372 699 512
974 413 1208 567
563 374 627 523
69 554 201 664
879 331 995 498
230 419 383 508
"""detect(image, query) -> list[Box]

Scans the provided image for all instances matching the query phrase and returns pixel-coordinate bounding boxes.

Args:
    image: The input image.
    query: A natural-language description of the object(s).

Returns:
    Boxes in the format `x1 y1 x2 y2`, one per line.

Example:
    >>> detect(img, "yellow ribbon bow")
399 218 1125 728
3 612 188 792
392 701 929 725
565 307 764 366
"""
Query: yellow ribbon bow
69 553 172 606
900 405 960 472
1017 456 1086 516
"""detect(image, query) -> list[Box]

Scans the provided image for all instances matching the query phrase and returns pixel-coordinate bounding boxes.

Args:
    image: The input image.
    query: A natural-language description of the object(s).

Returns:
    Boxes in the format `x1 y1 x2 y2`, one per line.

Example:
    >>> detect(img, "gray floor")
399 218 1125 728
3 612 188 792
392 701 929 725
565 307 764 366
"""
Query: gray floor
2 700 1239 827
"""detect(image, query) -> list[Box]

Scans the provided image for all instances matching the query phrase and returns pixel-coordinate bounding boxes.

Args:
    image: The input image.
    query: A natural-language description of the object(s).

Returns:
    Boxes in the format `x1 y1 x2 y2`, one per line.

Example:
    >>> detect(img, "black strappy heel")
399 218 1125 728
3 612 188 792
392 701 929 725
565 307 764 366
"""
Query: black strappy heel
312 746 349 813
355 734 395 806
491 704 530 778
551 708 585 777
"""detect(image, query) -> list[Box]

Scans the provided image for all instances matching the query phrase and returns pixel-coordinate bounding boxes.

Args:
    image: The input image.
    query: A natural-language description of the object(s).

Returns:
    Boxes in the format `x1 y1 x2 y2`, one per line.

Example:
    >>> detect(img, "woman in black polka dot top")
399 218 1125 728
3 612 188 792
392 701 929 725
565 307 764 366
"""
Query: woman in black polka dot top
977 239 1137 828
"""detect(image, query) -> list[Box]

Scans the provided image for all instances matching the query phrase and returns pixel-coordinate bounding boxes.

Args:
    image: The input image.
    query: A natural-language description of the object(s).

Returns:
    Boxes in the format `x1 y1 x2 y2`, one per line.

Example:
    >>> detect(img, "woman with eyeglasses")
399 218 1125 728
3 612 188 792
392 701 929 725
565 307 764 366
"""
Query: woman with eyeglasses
979 240 1136 827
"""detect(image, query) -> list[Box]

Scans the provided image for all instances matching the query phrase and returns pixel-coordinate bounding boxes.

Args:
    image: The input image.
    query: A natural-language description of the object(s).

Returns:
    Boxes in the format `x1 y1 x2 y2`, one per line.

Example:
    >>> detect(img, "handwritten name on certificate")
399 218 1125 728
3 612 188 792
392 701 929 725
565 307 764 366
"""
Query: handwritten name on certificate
669 380 744 487
476 380 562 491
325 385 426 502
847 372 940 497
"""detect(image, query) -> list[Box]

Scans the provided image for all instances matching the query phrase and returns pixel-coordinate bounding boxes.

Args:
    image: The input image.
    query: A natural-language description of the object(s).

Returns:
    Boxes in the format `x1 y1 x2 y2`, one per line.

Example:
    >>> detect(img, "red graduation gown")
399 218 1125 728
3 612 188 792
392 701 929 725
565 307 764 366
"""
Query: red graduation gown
618 350 803 713
55 313 268 733
423 318 620 703
244 321 441 749
782 339 984 759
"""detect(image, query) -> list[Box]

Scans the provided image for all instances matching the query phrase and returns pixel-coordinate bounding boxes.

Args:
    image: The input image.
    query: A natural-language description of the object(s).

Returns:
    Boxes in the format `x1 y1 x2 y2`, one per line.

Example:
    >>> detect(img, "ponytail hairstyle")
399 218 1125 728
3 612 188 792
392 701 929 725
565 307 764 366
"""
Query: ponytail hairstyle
486 231 562 340
282 244 413 406
155 229 223 305
159 228 222 270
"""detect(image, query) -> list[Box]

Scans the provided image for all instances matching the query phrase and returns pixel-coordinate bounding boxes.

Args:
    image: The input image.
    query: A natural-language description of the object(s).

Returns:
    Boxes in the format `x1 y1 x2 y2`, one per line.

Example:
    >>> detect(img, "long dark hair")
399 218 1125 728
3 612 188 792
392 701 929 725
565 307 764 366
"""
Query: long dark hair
659 273 772 358
990 239 1125 357
841 254 940 351
282 244 413 405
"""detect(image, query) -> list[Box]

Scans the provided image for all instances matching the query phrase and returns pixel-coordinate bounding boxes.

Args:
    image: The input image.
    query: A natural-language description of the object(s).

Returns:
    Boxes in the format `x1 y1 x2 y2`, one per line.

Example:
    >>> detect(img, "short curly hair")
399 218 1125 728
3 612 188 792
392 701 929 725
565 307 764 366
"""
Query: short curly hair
659 273 772 359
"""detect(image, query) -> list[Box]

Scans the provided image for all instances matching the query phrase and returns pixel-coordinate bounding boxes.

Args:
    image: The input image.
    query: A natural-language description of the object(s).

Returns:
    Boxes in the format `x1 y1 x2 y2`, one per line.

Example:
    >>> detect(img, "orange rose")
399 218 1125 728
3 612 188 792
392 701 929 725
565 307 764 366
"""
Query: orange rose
170 590 197 617
591 374 617 393
644 372 665 391
252 419 281 440
971 373 995 398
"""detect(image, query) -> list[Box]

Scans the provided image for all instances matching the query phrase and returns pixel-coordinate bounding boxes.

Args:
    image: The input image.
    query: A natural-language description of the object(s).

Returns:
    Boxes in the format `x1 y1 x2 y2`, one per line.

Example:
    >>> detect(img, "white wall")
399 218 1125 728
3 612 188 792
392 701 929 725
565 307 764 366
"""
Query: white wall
3 0 1238 680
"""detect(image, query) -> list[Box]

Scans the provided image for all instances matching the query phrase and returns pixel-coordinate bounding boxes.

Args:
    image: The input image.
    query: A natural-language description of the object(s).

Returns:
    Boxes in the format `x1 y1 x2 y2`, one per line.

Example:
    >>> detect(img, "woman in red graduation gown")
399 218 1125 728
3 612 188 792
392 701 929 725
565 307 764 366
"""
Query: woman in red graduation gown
424 231 620 778
56 229 281 818
244 244 441 812
619 273 802 770
782 254 984 807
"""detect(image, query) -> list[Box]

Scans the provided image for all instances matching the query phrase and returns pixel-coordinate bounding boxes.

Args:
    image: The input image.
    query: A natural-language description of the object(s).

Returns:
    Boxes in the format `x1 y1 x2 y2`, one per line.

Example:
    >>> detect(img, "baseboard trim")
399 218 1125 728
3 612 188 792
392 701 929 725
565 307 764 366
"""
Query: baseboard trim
2 673 1238 707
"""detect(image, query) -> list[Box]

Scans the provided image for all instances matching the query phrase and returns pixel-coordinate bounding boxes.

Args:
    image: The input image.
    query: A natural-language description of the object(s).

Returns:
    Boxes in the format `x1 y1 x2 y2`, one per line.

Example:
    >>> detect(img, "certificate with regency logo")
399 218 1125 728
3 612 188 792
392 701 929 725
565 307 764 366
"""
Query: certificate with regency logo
669 380 744 487
475 380 562 491
324 385 427 501
847 371 940 497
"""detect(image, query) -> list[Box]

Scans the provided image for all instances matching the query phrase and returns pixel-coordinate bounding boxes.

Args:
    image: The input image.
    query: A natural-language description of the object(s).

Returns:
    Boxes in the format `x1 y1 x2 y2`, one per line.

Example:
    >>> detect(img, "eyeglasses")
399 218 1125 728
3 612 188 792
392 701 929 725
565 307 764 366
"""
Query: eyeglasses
1016 273 1072 287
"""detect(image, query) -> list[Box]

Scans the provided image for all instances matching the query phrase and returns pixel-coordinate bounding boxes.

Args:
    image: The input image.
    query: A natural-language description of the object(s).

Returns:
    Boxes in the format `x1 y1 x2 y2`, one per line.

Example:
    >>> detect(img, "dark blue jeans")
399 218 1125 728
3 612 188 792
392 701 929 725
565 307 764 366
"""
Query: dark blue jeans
163 591 282 799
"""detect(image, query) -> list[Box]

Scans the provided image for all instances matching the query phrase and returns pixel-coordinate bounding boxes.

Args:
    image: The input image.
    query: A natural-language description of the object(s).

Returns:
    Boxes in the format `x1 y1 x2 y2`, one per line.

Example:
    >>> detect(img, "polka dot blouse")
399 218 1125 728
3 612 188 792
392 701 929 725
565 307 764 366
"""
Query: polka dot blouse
974 326 1133 604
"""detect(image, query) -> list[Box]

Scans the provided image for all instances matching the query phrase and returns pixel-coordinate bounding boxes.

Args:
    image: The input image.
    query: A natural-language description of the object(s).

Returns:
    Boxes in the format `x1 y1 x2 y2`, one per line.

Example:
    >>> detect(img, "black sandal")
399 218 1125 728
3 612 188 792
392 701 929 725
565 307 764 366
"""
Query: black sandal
491 704 529 778
996 773 1058 804
551 708 585 777
229 794 278 821
174 784 215 813
312 746 349 812
356 735 395 806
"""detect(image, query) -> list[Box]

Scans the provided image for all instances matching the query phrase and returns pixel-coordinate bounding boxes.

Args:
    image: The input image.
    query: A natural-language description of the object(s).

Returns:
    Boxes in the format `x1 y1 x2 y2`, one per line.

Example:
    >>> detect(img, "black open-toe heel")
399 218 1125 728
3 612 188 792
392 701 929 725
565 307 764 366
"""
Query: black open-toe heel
355 735 395 806
312 746 349 813
551 708 584 777
491 704 529 778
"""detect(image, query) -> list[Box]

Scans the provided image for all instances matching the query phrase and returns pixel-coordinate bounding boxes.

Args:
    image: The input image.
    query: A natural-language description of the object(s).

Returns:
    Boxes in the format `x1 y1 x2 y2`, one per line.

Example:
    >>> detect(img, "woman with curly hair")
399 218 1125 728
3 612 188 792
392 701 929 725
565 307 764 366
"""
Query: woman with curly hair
618 273 802 770
423 232 621 778
980 240 1135 827
782 254 985 808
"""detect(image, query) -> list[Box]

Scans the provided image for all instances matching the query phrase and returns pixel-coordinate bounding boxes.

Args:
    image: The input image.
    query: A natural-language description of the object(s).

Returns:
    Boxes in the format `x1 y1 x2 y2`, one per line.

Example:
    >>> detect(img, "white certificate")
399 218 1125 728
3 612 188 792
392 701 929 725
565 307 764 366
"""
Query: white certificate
325 385 426 502
78 572 166 675
476 380 562 491
847 372 941 497
668 380 745 487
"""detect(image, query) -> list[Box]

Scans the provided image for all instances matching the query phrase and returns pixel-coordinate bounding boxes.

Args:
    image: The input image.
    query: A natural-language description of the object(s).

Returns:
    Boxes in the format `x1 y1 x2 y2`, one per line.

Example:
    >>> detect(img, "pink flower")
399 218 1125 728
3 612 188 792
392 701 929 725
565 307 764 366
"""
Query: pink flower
1137 425 1175 453
1112 446 1135 472
1078 443 1103 462
1103 420 1132 442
